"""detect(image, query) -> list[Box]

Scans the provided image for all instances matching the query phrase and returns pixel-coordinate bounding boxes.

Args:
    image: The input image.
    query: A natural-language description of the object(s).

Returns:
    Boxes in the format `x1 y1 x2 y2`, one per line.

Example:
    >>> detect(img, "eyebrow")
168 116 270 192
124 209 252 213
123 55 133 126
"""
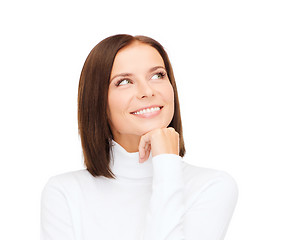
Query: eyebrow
110 66 166 82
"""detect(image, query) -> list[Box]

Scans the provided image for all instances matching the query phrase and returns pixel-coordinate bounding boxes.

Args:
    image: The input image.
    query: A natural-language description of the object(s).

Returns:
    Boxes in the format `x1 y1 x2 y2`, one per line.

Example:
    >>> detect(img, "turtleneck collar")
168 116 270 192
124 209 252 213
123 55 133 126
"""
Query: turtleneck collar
109 140 153 182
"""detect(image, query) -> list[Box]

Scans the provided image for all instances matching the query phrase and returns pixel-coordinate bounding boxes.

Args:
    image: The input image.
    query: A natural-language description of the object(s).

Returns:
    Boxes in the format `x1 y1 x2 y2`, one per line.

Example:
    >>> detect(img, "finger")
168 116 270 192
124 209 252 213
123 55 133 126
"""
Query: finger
139 143 150 163
167 127 180 153
139 144 149 163
138 133 151 162
141 144 151 163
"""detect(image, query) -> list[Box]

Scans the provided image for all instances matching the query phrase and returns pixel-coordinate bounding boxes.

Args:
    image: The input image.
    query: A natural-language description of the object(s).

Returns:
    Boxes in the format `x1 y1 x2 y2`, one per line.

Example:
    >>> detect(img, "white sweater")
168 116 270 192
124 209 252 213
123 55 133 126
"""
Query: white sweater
41 141 238 240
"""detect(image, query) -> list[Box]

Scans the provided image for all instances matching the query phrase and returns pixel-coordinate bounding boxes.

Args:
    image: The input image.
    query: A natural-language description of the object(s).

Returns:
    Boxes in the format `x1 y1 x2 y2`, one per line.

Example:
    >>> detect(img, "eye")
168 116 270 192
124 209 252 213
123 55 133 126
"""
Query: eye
151 72 166 80
116 79 131 86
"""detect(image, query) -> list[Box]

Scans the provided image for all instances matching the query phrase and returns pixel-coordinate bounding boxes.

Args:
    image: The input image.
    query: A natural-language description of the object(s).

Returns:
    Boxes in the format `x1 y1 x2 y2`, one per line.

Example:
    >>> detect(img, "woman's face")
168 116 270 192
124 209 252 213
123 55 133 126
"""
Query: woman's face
108 42 174 144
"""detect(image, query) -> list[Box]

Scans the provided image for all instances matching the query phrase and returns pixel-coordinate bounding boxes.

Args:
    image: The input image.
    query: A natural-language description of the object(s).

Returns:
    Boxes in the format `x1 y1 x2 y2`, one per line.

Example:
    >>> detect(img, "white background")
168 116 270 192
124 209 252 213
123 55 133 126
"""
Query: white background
0 0 293 239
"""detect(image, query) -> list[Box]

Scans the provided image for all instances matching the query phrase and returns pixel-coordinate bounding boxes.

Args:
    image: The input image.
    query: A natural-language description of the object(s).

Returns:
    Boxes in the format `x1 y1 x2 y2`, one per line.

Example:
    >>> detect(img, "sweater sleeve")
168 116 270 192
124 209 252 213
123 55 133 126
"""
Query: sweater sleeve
40 177 76 240
140 154 238 240
140 154 186 240
183 171 238 240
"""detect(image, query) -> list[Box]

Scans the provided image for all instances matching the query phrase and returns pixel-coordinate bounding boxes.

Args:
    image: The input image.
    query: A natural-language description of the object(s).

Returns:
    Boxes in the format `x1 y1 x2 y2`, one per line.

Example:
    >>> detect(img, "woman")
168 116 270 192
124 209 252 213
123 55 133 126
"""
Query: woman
41 34 238 240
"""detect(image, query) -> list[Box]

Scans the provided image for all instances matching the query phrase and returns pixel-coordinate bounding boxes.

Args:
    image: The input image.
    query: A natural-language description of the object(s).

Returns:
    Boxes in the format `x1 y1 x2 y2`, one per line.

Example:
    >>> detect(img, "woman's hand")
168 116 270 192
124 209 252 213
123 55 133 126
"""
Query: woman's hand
138 127 179 163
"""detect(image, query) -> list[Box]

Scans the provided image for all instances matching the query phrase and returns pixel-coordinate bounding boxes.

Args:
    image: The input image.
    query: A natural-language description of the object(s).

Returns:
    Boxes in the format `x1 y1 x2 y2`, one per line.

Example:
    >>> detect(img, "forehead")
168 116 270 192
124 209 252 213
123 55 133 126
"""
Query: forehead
111 42 165 75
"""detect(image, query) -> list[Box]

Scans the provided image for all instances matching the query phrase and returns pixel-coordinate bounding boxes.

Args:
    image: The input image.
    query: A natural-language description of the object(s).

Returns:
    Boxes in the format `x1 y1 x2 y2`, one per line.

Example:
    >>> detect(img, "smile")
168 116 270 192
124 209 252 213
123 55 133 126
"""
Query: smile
130 106 163 116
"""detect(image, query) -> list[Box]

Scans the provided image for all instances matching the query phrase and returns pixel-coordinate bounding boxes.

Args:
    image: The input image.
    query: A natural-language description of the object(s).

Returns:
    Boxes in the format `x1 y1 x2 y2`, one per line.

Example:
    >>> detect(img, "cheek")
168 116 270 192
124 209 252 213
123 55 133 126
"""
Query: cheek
161 83 175 106
108 93 124 119
156 82 175 122
169 85 175 103
168 91 175 118
107 91 131 127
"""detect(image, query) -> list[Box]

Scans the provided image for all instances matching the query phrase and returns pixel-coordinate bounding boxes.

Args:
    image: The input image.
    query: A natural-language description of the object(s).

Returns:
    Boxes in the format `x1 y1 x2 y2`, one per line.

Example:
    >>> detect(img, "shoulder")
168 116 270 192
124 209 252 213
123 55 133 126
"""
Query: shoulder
42 169 96 198
182 161 237 186
181 161 238 204
44 169 92 186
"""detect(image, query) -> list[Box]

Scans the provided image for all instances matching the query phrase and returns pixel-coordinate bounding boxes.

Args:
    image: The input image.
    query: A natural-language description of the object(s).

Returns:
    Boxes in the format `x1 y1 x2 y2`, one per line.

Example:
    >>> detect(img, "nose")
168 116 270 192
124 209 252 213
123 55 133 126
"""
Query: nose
136 81 155 99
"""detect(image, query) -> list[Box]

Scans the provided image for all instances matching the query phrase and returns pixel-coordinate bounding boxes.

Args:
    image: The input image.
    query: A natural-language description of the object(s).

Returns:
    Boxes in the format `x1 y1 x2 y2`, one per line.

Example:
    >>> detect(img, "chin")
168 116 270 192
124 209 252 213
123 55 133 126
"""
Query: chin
137 122 171 135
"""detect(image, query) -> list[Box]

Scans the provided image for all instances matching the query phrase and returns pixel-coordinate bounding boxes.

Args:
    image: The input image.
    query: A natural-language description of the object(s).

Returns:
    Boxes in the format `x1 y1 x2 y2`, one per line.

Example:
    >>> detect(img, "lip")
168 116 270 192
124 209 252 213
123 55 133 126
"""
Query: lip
130 105 163 114
130 105 163 119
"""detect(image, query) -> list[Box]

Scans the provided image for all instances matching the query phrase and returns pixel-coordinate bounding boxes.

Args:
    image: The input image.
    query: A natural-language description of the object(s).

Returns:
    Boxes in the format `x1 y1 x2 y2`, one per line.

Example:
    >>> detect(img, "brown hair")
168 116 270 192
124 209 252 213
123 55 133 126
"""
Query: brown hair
78 34 185 178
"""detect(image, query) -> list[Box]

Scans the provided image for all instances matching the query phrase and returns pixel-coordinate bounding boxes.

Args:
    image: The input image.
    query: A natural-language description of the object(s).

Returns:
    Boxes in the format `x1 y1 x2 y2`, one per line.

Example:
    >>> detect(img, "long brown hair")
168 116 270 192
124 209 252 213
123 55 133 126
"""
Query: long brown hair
78 34 185 178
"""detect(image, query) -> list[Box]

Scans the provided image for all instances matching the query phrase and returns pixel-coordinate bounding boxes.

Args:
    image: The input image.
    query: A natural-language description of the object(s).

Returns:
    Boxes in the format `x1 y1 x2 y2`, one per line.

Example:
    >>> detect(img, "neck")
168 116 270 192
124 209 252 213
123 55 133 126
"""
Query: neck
113 134 141 153
110 139 153 181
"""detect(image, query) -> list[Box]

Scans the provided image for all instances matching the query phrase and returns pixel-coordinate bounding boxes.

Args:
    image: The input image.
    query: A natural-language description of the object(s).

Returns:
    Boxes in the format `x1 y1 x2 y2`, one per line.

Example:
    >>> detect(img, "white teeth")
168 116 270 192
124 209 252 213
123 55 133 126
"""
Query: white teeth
133 107 161 115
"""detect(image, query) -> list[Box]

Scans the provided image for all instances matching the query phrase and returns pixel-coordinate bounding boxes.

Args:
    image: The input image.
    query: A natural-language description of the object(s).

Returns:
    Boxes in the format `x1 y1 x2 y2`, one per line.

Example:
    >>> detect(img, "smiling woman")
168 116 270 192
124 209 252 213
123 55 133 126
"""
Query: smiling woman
108 42 175 156
77 34 185 176
40 34 238 240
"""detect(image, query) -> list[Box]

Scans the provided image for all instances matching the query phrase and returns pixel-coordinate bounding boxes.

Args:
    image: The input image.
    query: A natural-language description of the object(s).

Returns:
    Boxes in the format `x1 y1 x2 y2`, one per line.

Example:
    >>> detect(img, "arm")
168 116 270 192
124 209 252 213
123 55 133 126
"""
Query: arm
40 177 76 240
140 157 238 240
183 172 238 240
140 154 185 240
